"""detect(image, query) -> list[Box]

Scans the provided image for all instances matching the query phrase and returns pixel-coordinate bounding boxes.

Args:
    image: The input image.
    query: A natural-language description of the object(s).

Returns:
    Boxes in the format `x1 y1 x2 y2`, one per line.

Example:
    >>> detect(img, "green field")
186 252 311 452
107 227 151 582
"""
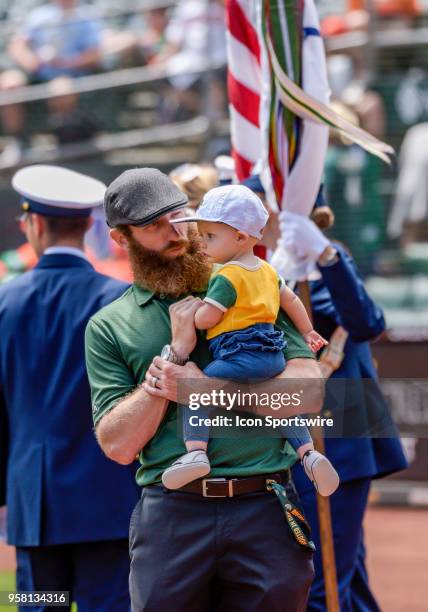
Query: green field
0 572 16 611
0 571 15 589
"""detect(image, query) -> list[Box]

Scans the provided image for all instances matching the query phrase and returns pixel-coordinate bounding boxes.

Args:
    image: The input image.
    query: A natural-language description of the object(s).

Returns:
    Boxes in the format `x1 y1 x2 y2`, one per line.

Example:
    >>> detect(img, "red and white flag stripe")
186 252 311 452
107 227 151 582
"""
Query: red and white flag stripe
226 0 262 182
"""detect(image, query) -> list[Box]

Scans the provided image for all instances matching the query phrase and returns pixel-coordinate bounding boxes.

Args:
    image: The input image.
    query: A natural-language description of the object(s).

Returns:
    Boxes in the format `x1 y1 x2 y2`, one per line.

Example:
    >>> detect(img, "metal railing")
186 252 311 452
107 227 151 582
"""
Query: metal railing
0 57 226 106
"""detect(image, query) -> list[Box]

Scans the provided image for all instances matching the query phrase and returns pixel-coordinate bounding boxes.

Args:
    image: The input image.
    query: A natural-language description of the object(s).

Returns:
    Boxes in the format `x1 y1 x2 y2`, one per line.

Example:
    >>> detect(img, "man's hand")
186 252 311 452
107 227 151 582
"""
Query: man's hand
169 296 203 361
142 359 206 402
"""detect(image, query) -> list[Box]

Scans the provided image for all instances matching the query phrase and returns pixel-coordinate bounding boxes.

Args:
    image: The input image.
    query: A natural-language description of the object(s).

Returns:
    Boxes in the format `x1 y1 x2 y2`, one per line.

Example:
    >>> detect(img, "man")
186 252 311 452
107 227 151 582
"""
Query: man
0 165 139 611
272 204 408 611
85 167 323 611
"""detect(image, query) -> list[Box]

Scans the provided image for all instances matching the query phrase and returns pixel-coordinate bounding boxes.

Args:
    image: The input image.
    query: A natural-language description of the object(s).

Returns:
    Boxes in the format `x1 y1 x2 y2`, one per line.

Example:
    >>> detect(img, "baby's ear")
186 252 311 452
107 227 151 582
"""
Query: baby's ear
236 230 249 243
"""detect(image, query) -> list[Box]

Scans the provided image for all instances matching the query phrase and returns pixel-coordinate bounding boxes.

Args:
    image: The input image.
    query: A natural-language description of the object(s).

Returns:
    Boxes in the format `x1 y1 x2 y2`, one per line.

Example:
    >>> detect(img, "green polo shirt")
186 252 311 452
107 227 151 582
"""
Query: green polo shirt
85 284 314 486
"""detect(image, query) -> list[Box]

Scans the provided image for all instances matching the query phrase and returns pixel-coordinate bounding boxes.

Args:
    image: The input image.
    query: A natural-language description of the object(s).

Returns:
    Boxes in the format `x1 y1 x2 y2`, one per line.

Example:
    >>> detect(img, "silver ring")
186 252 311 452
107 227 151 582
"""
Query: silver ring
151 375 158 388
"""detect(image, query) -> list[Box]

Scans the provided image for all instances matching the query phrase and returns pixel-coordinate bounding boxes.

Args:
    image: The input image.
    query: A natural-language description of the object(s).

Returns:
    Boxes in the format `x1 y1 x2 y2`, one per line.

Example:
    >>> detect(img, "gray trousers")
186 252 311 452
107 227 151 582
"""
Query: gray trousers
129 481 314 612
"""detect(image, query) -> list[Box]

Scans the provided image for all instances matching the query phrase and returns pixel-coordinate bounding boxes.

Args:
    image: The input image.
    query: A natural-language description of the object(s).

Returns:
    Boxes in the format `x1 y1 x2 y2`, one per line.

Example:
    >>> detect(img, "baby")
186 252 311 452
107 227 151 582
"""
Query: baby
163 185 339 496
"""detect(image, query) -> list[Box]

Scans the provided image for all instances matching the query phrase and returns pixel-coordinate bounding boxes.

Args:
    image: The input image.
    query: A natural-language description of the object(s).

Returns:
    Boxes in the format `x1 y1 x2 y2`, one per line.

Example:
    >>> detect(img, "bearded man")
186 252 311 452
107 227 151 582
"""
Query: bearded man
85 167 323 612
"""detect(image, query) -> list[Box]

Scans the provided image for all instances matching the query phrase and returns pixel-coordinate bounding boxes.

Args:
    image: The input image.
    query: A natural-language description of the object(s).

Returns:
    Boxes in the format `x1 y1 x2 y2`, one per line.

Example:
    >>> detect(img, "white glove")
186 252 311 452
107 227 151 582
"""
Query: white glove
278 210 330 260
270 244 317 282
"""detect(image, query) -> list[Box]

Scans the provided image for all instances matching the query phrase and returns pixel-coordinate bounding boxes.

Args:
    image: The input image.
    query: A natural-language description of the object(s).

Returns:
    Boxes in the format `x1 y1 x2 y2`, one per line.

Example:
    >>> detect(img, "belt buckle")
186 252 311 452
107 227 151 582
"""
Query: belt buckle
202 478 234 498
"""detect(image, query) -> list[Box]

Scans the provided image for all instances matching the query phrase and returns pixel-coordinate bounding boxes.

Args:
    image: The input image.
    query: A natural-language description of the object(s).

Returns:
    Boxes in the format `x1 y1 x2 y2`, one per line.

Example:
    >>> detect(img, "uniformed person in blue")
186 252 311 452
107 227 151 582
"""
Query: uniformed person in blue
0 165 139 611
272 193 409 612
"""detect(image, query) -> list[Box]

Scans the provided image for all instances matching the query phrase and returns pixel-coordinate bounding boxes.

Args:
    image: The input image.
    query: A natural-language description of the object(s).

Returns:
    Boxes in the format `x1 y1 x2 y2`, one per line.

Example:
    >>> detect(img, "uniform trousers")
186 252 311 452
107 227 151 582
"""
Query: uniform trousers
299 478 381 612
16 539 130 612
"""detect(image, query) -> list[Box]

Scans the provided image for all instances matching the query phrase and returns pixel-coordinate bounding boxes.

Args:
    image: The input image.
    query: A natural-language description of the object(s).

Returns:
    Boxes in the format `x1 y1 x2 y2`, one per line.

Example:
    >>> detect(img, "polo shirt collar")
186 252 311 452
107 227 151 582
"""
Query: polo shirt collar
132 284 208 306
132 284 154 306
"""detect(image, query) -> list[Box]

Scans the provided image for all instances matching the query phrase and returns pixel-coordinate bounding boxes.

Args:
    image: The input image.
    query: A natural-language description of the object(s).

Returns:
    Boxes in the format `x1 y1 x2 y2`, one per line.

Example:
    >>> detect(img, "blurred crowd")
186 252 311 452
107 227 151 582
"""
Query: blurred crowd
320 0 422 37
317 0 428 277
0 0 228 164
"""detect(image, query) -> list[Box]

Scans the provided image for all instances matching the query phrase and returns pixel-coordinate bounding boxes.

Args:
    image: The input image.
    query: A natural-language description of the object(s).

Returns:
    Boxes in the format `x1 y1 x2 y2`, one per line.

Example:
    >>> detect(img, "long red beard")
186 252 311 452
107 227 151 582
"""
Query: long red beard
127 228 212 297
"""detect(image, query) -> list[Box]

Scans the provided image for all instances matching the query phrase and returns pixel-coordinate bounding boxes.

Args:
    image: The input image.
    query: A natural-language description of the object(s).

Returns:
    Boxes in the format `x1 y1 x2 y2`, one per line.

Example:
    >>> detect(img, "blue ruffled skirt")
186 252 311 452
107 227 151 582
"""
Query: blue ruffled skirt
209 323 286 360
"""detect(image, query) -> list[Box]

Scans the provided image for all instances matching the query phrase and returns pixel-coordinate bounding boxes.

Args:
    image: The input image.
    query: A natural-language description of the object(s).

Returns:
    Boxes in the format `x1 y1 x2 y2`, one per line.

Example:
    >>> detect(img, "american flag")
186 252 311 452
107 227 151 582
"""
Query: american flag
225 0 393 215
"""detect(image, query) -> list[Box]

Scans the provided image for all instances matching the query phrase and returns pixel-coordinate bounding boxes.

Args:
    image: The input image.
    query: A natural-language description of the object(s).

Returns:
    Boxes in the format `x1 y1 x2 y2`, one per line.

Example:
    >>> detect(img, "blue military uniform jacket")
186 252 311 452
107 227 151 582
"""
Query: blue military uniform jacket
292 245 408 493
0 253 139 546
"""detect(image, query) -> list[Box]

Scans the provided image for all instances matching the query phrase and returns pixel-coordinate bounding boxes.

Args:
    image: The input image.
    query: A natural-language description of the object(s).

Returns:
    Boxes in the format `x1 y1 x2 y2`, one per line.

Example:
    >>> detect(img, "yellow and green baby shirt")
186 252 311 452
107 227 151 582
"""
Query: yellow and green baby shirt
204 259 284 340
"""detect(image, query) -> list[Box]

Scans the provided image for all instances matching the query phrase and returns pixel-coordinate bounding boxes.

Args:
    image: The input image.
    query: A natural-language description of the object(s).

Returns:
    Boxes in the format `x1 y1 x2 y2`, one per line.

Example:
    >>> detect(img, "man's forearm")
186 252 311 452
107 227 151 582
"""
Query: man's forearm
95 386 168 465
144 357 324 426
184 358 324 420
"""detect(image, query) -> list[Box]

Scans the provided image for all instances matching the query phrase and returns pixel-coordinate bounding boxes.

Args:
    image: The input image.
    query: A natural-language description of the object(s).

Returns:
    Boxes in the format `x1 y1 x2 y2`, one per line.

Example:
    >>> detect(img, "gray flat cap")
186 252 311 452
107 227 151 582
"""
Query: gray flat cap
104 167 188 228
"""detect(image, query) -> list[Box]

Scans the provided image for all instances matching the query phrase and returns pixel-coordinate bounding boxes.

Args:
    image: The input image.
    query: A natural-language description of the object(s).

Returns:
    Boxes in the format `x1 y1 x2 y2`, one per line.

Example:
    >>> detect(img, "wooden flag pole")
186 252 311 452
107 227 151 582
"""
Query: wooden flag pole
311 434 340 612
298 280 340 612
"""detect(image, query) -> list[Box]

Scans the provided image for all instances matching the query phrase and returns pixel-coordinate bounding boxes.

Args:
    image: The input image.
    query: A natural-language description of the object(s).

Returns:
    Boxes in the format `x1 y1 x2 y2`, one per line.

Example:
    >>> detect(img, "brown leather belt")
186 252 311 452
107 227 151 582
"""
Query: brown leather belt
178 471 290 498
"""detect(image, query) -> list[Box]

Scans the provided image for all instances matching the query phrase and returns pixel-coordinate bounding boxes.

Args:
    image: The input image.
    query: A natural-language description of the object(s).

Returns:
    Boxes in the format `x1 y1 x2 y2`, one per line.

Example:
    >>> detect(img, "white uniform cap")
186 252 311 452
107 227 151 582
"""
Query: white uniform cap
214 155 236 184
12 165 106 217
172 184 269 239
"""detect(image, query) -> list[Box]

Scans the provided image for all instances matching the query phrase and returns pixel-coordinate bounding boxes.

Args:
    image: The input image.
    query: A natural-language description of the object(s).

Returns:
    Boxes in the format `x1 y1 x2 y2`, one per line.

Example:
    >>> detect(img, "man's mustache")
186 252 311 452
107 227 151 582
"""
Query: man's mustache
163 240 188 253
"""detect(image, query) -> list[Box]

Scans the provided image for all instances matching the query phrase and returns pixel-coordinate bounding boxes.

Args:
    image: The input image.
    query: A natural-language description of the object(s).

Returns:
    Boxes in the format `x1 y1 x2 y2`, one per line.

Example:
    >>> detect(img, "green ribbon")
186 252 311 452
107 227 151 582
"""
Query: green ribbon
267 479 316 552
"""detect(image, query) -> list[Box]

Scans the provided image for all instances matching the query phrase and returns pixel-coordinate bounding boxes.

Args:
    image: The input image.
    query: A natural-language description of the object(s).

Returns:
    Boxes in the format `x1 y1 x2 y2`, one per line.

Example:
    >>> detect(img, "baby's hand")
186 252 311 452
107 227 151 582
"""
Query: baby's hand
304 330 328 353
